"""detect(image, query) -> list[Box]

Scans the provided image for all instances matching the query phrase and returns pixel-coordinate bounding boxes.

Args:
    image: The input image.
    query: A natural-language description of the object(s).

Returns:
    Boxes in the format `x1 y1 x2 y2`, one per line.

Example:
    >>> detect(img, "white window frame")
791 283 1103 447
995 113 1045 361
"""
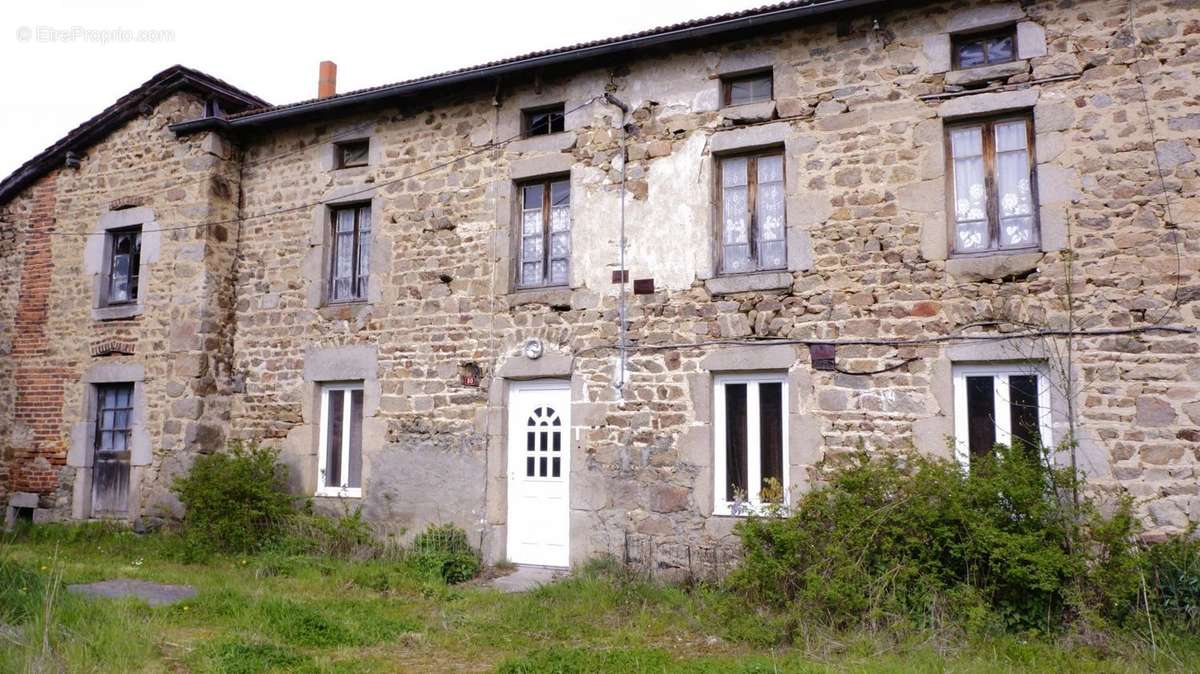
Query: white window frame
713 372 789 516
952 362 1053 469
317 381 364 497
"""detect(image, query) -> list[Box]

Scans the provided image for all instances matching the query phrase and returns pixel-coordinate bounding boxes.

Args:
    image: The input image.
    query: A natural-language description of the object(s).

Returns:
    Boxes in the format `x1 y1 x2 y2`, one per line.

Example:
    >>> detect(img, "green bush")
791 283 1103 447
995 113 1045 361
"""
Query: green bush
1142 530 1200 632
172 442 294 554
406 523 480 584
276 508 379 559
729 447 1141 634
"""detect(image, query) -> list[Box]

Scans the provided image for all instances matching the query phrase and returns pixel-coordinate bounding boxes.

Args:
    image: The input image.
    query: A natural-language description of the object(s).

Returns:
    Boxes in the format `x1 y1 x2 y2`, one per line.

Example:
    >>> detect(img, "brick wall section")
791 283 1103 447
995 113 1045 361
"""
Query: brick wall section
9 174 72 494
0 91 241 514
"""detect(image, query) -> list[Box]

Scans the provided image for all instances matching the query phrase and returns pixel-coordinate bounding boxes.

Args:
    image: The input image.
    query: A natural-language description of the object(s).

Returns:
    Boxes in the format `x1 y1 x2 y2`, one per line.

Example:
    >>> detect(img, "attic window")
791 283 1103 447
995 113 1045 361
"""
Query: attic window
952 27 1017 69
722 71 773 107
204 98 224 118
522 104 565 137
336 140 369 169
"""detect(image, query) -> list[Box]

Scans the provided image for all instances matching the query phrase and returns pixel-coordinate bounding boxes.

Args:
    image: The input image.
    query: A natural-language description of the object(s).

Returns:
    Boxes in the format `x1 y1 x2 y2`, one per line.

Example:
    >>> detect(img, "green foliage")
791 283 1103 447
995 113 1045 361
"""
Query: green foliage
194 638 306 674
0 556 43 625
406 523 481 584
4 526 1200 673
729 448 1140 633
276 507 378 559
172 442 295 554
1142 530 1200 632
496 647 674 674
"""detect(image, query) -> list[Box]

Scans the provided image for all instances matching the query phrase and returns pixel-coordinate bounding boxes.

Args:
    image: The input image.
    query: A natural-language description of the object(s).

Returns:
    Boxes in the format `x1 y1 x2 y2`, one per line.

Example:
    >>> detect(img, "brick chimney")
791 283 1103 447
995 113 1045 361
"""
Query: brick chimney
318 61 337 99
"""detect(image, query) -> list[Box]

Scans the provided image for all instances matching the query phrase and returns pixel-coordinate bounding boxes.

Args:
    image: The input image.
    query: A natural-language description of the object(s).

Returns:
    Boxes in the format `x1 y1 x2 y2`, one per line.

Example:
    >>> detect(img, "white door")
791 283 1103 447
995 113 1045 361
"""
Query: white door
507 381 571 567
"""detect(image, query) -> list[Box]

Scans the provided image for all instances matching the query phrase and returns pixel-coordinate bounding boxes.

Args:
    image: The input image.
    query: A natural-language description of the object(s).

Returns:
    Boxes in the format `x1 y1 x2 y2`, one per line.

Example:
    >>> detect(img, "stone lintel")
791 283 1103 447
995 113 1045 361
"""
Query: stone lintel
945 2 1025 34
497 353 574 379
700 344 799 371
709 121 789 154
937 88 1039 119
303 344 378 382
510 154 574 181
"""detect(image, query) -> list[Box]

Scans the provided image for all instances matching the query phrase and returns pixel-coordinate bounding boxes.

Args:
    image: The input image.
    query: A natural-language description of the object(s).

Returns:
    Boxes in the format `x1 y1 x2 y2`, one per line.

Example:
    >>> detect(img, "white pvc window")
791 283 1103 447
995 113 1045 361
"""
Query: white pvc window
317 382 364 497
713 372 789 516
952 363 1053 469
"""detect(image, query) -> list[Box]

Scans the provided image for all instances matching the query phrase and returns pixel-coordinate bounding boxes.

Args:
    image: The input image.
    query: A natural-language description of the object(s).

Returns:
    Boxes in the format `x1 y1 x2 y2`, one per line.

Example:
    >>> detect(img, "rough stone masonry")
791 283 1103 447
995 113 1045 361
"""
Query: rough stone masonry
0 0 1197 573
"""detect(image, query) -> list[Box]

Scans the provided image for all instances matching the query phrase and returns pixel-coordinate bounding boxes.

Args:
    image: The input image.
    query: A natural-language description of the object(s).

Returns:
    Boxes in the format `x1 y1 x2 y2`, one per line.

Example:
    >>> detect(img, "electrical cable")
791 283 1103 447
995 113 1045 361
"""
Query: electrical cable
572 323 1195 358
1127 0 1185 326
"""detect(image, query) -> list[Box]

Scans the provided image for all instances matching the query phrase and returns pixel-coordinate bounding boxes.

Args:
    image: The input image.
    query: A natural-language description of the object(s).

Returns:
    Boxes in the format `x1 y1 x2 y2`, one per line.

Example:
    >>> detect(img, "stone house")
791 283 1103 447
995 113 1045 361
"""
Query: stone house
1 0 1197 571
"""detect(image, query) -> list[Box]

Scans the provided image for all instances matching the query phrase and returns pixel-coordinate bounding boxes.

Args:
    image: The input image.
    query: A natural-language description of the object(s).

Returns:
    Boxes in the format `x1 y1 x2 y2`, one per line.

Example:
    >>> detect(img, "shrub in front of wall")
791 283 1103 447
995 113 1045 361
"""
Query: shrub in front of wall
406 523 481 584
1142 529 1200 633
276 507 380 559
171 442 294 554
729 447 1142 634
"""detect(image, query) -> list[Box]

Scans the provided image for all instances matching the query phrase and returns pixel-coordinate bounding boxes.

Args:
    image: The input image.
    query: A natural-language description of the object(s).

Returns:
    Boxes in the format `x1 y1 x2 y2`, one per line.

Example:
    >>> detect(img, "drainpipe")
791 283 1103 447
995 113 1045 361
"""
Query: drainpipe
604 93 631 394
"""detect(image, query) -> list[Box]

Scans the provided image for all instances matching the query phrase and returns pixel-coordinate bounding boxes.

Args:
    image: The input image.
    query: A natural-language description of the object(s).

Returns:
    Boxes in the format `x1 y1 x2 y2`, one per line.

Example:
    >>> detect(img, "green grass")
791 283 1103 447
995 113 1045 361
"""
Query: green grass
1 525 1197 673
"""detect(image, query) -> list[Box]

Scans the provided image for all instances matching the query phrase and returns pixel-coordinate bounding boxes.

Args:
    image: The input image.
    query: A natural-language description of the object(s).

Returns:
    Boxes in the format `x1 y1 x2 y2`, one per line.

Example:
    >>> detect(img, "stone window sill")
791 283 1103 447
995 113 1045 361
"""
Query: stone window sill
712 504 786 518
719 100 777 125
313 490 362 500
508 132 577 154
945 59 1029 87
945 250 1043 282
318 301 372 321
705 271 792 295
508 286 574 308
93 303 144 321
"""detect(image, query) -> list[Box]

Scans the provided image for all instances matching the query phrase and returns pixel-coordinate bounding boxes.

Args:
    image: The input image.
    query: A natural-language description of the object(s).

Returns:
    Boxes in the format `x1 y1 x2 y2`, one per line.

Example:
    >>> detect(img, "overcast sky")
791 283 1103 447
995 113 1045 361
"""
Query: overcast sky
0 0 761 178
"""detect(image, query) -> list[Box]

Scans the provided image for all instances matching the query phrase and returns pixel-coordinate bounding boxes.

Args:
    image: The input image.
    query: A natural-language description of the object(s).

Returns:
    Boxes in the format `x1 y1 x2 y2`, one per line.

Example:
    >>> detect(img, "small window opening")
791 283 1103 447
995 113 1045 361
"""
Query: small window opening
336 140 369 169
952 27 1017 69
522 104 565 137
105 226 142 305
721 71 774 107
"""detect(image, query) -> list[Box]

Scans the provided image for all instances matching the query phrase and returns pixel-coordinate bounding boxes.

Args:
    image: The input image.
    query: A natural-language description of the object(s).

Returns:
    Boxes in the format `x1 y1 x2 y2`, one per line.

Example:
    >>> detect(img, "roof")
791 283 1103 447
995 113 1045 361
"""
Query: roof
0 65 266 205
176 0 879 131
2 0 879 203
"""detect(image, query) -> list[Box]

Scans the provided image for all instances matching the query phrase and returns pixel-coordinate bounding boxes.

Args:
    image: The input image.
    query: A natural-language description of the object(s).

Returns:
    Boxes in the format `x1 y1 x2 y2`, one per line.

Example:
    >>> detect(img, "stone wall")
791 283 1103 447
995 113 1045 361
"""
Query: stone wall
0 91 244 522
0 0 1196 569
223 0 1199 567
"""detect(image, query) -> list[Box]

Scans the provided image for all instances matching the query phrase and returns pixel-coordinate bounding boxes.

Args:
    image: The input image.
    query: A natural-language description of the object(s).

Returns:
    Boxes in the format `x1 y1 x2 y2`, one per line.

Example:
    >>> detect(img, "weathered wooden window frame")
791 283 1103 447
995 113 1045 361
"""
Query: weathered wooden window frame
713 372 789 516
515 176 571 290
92 382 134 515
335 139 369 169
521 103 566 137
721 70 774 107
944 114 1039 257
951 26 1018 70
94 383 134 456
103 225 141 306
327 203 371 303
716 148 787 275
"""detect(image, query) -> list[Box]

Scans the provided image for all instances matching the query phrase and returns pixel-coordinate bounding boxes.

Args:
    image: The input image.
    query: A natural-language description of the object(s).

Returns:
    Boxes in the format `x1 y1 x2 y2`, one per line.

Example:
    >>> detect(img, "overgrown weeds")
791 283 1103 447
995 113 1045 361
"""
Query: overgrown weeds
729 446 1196 642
